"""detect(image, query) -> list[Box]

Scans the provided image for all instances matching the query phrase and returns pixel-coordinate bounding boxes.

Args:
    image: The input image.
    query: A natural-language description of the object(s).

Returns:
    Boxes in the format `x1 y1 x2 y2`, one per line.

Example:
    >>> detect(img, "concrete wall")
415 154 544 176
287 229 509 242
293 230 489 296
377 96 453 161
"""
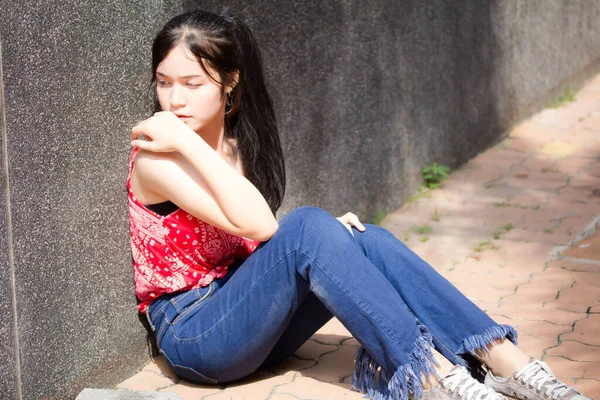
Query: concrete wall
1 1 599 398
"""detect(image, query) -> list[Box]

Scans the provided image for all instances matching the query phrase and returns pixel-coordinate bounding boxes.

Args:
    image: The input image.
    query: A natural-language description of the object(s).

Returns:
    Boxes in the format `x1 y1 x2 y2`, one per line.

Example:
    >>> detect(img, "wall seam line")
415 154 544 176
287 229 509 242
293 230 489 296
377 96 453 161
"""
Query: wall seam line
0 32 23 400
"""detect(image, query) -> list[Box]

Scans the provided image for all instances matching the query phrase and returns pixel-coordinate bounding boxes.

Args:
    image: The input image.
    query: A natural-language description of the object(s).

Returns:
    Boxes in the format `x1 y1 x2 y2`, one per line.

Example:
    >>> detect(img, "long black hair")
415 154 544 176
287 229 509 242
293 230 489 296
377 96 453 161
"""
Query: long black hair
151 9 286 214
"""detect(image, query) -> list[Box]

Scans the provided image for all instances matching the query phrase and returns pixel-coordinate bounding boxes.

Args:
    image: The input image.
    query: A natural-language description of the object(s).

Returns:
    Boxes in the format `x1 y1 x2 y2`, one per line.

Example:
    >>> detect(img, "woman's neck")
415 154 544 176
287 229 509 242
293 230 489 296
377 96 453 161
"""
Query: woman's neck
197 117 226 152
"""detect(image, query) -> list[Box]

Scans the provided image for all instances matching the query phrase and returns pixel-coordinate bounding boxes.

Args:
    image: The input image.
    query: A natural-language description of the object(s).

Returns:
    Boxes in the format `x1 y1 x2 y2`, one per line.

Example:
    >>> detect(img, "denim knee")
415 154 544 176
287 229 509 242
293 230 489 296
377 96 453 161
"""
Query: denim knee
280 207 339 233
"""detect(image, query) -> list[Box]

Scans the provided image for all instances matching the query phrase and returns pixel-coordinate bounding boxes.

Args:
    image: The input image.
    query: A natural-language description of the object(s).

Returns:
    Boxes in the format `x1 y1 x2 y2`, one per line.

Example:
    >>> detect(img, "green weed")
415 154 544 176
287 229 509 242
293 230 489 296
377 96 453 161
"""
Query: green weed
367 210 388 225
422 163 450 189
408 185 432 203
413 225 432 235
503 223 515 232
550 88 577 108
541 167 560 173
475 240 501 252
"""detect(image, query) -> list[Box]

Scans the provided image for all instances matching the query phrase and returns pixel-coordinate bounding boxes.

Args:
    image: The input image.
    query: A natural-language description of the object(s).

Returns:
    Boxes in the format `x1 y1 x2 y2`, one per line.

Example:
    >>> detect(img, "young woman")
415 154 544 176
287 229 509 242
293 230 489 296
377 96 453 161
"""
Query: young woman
128 9 589 400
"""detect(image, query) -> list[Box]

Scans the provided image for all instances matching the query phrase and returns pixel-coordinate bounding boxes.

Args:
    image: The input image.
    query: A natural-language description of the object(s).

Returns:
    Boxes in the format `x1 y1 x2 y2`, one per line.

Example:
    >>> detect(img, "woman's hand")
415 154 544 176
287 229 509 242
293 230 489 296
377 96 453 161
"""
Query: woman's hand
337 212 366 234
131 111 194 153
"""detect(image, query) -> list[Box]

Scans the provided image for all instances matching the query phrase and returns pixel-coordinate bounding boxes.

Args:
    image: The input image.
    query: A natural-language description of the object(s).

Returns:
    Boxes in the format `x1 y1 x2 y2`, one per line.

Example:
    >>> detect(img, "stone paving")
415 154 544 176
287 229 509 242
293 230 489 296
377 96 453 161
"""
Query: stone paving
115 74 600 399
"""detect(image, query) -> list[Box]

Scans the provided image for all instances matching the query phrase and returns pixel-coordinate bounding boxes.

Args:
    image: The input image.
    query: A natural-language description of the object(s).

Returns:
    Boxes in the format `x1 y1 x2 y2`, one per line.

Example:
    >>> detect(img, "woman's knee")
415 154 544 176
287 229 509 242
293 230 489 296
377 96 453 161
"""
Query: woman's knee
278 206 349 244
355 224 403 245
280 206 336 230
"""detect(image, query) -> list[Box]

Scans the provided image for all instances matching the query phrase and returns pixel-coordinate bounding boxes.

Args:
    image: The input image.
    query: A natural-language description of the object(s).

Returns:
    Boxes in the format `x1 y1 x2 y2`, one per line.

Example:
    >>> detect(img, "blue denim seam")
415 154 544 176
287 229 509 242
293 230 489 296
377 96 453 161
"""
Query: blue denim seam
157 309 171 342
146 307 156 332
160 349 219 384
296 249 412 358
150 299 170 320
171 289 198 313
170 249 299 342
172 282 216 326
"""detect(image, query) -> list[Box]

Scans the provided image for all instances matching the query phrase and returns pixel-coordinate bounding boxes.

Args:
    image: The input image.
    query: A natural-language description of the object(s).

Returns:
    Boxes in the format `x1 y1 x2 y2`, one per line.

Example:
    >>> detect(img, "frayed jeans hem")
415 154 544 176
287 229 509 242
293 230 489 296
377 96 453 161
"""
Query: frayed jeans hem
351 324 440 400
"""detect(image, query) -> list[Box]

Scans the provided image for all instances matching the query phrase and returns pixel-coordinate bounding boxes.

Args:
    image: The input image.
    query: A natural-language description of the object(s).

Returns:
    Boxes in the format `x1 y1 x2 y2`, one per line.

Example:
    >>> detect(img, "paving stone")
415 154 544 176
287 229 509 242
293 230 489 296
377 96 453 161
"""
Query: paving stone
545 341 600 363
520 212 565 232
570 379 600 400
442 269 522 291
503 319 572 339
546 259 600 273
463 165 506 182
555 214 600 237
314 318 352 342
342 338 361 347
491 303 586 326
217 370 295 400
519 335 558 360
500 136 546 154
494 176 567 191
117 371 177 392
542 355 600 380
158 382 220 400
555 157 596 176
142 357 178 380
532 109 578 130
76 389 182 400
502 228 572 246
544 281 600 313
562 229 600 261
269 394 300 400
274 376 364 399
294 340 339 361
532 268 600 288
265 356 317 376
476 185 528 204
502 279 571 306
454 285 513 303
301 344 357 384
561 314 600 346
470 148 528 169
509 188 554 208
469 298 501 313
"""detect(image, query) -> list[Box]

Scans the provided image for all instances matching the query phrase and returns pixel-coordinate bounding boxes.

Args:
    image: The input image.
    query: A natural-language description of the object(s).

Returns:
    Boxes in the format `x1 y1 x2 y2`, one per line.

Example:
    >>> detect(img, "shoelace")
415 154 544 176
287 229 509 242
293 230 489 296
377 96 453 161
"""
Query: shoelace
442 366 504 400
514 360 572 400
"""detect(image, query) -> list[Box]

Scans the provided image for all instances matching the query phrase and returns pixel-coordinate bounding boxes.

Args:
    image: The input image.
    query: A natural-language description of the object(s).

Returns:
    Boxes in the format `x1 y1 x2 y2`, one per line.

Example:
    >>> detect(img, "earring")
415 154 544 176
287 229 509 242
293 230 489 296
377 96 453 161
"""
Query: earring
225 92 234 115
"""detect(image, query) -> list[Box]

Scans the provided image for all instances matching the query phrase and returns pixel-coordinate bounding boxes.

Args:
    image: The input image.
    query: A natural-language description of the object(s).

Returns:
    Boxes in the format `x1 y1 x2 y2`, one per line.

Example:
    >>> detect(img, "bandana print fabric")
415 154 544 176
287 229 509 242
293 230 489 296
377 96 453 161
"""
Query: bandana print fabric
127 149 260 313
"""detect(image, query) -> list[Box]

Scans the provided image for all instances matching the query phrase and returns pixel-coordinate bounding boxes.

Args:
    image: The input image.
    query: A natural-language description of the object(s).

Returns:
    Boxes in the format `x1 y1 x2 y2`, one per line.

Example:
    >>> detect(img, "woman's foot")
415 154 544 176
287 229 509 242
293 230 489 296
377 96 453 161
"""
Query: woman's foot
421 365 506 400
484 358 590 400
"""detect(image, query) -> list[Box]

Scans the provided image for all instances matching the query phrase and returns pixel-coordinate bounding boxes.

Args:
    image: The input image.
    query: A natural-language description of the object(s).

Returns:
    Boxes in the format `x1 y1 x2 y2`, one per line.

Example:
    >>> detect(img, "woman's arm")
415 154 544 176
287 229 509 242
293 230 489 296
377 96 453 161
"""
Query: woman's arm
131 112 278 242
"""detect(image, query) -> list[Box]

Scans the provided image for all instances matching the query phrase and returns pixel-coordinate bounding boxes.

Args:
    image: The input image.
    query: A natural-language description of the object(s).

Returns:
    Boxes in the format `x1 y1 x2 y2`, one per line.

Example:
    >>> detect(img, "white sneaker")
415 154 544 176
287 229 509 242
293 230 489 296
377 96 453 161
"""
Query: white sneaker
421 365 507 400
484 359 591 400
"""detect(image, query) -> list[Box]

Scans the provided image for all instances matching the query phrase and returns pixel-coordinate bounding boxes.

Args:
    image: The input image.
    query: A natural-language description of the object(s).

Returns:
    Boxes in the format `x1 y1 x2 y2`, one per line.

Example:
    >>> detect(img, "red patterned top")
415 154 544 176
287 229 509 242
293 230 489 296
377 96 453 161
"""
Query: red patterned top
127 149 260 313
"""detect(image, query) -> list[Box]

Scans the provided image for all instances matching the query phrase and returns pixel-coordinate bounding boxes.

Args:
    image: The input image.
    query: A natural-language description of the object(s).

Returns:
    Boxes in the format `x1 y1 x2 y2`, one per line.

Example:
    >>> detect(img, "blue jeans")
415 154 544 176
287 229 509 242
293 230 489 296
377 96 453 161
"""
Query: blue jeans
146 207 516 400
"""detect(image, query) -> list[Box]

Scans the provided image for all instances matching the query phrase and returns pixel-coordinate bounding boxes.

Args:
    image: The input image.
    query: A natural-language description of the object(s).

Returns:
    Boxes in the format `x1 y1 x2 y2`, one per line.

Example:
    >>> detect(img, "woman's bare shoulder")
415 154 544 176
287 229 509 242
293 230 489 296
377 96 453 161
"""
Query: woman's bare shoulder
221 138 245 176
131 150 183 203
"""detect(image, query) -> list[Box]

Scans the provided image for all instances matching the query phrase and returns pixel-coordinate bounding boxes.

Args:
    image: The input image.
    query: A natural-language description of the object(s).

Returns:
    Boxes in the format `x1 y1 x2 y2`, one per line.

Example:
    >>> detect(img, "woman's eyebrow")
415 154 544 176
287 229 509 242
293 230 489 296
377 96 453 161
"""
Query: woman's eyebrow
156 72 204 79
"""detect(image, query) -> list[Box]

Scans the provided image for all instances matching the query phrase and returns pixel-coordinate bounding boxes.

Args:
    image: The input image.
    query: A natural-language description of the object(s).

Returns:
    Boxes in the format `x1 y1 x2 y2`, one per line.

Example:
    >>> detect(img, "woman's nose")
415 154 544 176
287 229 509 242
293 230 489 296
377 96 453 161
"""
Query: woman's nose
170 85 186 107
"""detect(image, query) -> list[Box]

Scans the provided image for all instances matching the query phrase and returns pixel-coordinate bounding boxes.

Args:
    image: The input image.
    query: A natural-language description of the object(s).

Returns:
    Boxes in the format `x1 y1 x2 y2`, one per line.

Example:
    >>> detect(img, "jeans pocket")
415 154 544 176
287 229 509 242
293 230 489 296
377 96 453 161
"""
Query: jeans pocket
161 349 219 385
171 282 215 326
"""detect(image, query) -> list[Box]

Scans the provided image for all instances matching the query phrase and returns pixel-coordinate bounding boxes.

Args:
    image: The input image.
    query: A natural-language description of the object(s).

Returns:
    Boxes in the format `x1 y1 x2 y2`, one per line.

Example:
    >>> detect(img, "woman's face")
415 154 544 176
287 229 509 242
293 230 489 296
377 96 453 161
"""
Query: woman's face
155 44 225 133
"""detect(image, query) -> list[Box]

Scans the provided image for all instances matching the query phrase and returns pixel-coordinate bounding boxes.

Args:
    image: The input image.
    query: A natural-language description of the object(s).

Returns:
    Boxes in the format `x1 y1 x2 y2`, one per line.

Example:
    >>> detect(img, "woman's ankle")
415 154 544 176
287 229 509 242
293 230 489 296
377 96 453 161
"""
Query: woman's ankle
474 338 530 378
422 348 455 389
